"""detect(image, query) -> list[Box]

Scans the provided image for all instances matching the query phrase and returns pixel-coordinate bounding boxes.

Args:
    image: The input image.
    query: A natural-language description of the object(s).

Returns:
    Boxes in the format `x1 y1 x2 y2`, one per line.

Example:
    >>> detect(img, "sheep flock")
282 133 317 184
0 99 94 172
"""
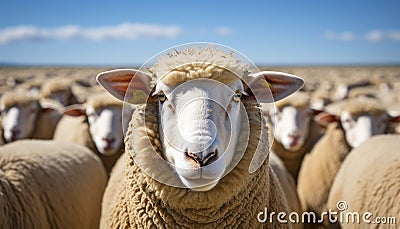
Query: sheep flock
0 46 400 228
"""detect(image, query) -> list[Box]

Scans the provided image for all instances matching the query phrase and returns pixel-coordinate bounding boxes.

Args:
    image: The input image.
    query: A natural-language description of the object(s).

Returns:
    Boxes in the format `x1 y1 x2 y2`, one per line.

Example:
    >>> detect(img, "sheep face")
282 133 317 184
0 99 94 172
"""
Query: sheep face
340 111 389 148
154 79 245 191
97 67 304 191
1 103 39 142
46 91 71 107
87 106 123 156
270 106 312 151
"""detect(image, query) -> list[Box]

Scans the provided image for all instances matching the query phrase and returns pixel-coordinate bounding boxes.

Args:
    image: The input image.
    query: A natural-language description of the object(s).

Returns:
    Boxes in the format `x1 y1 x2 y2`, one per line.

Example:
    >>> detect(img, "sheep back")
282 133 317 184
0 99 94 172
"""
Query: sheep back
297 122 351 214
0 139 107 228
327 135 400 228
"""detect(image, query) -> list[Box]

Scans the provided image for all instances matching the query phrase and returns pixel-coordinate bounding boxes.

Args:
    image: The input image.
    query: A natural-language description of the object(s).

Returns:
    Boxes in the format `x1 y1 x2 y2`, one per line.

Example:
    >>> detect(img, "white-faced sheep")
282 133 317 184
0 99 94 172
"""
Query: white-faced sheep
0 91 64 143
53 93 133 173
327 135 400 229
97 46 305 228
40 78 78 106
297 98 400 215
0 139 107 228
268 91 323 182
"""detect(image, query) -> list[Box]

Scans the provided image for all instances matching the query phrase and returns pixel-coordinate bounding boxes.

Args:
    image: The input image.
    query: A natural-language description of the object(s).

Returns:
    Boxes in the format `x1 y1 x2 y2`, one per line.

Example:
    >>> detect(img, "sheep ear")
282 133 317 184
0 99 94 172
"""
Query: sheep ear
63 104 86 117
315 111 339 127
96 69 152 104
243 71 304 103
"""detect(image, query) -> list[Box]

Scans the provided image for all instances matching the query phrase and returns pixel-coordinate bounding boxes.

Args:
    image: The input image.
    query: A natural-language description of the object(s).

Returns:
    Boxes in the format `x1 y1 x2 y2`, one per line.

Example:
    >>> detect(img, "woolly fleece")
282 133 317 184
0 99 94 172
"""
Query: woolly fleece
297 122 351 214
0 139 107 228
327 135 400 229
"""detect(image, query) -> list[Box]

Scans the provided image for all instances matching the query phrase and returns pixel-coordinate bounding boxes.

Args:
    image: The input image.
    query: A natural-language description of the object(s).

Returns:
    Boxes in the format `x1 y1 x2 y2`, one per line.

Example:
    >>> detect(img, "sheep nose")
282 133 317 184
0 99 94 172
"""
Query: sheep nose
103 137 115 146
288 132 300 141
185 149 218 167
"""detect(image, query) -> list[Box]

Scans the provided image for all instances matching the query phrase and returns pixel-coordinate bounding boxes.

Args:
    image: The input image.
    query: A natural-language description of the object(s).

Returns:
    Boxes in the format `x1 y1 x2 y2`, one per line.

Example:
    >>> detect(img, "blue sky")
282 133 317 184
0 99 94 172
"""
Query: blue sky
0 0 400 65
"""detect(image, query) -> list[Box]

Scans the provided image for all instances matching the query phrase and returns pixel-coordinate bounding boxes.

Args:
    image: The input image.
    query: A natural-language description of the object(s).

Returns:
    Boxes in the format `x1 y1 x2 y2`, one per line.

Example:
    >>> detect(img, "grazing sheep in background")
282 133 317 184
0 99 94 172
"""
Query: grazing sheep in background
97 46 304 228
53 93 134 173
268 91 323 181
40 78 78 106
297 98 400 215
0 91 63 143
327 135 400 229
0 139 107 228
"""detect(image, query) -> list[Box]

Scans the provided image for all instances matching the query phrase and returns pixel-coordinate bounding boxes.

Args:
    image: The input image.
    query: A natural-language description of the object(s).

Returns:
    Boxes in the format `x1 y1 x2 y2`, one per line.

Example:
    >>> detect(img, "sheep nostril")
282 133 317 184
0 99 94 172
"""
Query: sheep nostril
103 137 116 145
203 149 218 166
11 129 20 138
185 149 218 167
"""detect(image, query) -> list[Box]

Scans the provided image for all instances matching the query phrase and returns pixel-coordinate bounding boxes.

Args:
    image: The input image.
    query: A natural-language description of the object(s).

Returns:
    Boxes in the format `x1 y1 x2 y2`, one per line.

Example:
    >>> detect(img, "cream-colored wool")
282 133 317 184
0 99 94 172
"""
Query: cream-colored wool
0 116 3 146
0 92 63 140
53 115 123 174
325 98 386 117
40 78 78 105
86 92 123 109
327 135 400 229
270 152 303 229
0 139 107 228
297 122 351 214
101 101 291 228
271 120 322 182
275 91 310 109
150 46 249 84
0 91 39 108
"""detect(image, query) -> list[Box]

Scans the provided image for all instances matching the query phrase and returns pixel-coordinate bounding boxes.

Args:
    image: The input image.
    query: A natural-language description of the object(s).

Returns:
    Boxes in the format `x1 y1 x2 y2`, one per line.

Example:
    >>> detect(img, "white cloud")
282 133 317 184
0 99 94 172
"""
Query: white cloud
323 31 356 42
215 27 234 36
365 30 400 42
0 23 182 44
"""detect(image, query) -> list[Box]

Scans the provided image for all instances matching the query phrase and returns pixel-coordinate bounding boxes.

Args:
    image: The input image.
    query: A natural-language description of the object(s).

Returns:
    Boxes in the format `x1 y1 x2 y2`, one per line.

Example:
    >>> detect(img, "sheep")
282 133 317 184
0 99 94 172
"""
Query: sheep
297 98 400 216
268 91 323 181
269 152 303 229
53 92 133 173
0 91 64 143
326 135 400 228
40 78 78 106
310 89 332 110
97 46 305 228
0 139 107 228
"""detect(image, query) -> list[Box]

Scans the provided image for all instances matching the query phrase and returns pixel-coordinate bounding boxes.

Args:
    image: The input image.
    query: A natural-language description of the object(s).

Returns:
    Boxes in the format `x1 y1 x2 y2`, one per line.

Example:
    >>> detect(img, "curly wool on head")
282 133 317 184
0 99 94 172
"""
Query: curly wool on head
0 91 39 108
149 46 250 85
275 91 310 109
86 93 123 110
325 97 386 117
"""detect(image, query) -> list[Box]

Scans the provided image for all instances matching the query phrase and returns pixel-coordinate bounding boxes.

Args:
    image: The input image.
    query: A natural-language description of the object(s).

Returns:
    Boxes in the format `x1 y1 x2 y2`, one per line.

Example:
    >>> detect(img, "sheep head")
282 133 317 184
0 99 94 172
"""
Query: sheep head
97 47 304 191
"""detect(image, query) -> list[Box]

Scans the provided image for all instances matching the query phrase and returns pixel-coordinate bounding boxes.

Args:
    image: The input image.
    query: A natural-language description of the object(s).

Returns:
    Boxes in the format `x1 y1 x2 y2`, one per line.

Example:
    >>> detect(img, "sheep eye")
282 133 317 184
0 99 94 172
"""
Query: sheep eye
158 92 167 102
233 92 242 102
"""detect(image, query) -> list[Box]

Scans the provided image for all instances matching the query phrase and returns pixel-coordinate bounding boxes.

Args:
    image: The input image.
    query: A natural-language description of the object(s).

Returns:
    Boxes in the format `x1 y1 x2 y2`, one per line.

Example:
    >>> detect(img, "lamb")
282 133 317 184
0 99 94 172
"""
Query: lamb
97 46 305 228
327 135 400 228
0 91 64 143
0 139 107 228
53 92 133 173
268 91 323 182
40 78 78 106
297 98 400 215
